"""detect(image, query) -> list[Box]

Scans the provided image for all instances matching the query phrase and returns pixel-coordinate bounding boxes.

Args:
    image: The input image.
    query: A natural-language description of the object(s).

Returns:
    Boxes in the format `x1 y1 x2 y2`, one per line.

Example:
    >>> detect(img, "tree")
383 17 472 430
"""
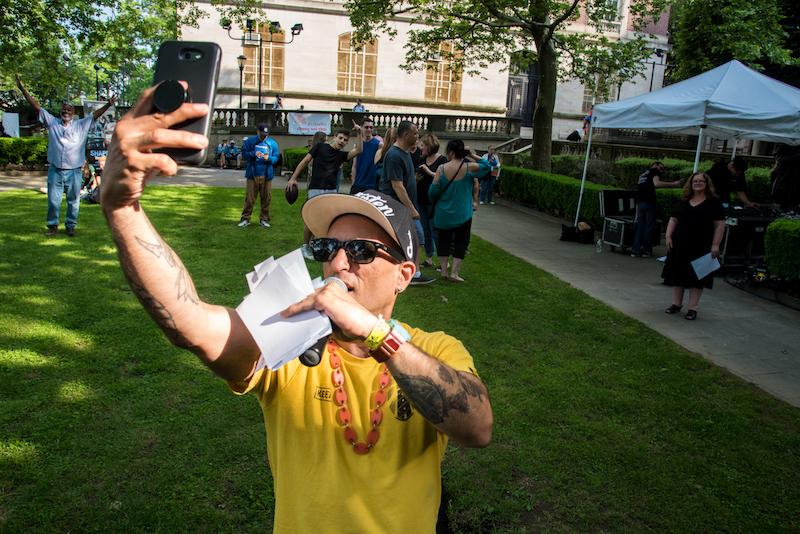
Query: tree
669 0 798 83
1 0 266 111
345 0 670 172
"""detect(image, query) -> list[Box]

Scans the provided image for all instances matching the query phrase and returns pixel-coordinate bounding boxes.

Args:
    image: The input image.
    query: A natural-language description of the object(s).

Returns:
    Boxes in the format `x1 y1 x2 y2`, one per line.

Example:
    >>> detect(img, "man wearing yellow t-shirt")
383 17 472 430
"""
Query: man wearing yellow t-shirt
99 86 494 533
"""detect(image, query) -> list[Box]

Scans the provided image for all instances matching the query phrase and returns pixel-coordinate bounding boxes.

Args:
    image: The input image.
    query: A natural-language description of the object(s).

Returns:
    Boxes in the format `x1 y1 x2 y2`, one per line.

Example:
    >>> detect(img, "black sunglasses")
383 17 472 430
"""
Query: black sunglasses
309 238 405 264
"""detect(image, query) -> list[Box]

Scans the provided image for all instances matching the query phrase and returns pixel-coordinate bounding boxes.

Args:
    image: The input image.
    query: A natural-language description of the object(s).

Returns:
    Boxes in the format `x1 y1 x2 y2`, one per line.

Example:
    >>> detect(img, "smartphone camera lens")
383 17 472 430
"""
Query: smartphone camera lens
184 52 192 60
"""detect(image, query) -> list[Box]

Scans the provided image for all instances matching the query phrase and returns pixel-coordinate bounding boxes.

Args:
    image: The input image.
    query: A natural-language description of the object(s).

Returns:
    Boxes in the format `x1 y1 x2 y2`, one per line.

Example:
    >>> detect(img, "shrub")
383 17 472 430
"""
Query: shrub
765 219 800 280
0 138 48 169
746 166 773 202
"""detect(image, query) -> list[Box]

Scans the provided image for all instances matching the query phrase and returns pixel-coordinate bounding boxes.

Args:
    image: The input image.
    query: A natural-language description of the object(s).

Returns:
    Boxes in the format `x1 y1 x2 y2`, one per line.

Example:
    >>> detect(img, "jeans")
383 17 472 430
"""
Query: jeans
479 176 496 203
418 203 435 258
632 201 657 254
47 166 82 228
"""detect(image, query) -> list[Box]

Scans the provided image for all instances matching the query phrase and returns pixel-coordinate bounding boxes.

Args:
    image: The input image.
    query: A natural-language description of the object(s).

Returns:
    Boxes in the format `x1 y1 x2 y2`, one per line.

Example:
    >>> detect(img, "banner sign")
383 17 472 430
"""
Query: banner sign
84 100 117 160
288 112 331 135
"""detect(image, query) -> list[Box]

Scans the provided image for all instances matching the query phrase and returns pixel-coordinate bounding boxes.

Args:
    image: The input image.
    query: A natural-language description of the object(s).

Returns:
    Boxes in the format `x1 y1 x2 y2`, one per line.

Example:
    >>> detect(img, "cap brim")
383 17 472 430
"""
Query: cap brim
302 194 399 248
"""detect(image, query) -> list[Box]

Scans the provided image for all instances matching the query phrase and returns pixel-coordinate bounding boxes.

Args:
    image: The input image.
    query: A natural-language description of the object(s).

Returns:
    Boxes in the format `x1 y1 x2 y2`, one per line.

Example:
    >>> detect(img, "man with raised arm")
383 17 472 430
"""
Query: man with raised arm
100 83 492 534
16 74 116 236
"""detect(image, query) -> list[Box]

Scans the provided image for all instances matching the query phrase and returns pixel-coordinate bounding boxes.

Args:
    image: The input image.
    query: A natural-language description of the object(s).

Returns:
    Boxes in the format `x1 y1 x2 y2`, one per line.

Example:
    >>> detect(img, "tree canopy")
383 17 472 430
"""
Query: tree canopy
345 0 669 171
669 0 799 84
1 0 266 111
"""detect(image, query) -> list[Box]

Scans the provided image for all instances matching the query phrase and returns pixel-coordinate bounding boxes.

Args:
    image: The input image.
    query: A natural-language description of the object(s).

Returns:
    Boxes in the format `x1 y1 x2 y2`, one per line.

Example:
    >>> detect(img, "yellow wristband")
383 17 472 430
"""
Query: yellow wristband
364 315 391 349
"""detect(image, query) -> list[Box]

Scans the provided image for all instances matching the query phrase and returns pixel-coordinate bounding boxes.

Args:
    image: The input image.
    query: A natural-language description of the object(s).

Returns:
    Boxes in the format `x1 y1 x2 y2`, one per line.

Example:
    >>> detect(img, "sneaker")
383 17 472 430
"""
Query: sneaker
631 250 642 257
301 244 315 260
410 273 436 285
479 201 485 205
641 251 653 257
45 225 58 236
259 220 271 228
489 201 496 205
237 219 250 227
65 227 76 237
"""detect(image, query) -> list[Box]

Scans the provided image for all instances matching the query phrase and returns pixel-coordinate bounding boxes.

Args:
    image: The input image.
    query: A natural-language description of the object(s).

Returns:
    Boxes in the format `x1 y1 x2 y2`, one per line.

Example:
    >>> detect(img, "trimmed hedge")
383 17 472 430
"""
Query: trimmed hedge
498 166 685 229
0 138 48 169
765 219 800 280
283 146 353 183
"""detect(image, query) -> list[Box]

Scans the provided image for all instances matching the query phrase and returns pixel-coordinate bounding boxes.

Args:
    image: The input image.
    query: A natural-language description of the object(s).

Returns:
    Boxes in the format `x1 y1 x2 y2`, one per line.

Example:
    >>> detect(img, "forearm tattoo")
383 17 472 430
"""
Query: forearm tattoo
114 228 200 350
394 362 485 425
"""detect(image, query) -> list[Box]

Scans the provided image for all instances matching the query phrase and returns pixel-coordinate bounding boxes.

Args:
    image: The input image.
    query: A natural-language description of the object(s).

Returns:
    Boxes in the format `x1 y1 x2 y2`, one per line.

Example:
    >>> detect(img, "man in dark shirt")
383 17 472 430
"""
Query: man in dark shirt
706 156 759 208
287 122 363 256
378 120 434 285
631 161 682 257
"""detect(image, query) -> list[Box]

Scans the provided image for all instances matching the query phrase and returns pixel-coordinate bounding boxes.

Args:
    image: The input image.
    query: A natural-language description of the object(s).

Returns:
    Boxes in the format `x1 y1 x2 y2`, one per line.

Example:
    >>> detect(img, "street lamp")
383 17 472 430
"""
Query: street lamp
237 54 246 108
616 74 624 101
94 64 102 100
62 54 71 103
221 18 304 108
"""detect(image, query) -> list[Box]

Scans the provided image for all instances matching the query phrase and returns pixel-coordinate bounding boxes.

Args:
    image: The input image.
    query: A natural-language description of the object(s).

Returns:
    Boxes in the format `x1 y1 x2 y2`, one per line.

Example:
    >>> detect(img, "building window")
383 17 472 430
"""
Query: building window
582 78 618 113
242 26 285 91
337 33 377 96
424 42 462 104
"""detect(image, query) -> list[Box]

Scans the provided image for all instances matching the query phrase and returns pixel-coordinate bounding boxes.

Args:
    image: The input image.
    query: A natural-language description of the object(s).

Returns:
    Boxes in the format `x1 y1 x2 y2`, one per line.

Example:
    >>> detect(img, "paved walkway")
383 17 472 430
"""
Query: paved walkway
3 167 799 408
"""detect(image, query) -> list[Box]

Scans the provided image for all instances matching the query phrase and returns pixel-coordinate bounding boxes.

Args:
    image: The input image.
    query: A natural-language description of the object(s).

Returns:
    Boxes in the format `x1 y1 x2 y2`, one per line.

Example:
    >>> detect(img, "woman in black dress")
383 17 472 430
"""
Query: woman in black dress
662 172 726 320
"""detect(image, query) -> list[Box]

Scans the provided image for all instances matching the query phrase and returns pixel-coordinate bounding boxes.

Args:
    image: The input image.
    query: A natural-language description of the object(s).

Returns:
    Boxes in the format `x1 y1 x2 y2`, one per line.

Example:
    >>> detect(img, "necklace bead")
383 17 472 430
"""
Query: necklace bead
328 340 390 455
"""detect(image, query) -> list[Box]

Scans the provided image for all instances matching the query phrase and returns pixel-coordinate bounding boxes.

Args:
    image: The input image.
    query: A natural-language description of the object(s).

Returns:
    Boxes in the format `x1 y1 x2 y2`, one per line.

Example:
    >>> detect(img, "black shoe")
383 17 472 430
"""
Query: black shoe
685 310 697 320
45 225 58 236
66 227 76 237
665 304 682 314
631 249 642 257
410 274 436 285
641 251 653 257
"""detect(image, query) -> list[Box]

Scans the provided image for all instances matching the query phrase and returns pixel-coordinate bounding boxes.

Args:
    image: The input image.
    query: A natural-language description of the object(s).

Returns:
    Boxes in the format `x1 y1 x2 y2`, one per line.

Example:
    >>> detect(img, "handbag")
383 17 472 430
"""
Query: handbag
429 160 465 219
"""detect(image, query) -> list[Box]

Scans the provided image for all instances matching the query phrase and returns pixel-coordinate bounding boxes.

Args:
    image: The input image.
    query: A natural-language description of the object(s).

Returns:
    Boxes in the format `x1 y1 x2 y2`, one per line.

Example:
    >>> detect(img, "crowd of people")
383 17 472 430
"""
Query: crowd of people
225 113 501 286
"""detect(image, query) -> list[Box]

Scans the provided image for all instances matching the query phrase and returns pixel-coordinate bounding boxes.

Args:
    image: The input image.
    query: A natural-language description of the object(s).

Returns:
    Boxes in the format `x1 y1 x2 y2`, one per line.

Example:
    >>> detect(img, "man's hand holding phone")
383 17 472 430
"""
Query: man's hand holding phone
101 81 209 213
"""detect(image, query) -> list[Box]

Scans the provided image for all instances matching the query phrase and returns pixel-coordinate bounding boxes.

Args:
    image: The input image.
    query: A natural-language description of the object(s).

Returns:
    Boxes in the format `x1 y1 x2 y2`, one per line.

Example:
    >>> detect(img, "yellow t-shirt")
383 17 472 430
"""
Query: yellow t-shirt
228 325 477 534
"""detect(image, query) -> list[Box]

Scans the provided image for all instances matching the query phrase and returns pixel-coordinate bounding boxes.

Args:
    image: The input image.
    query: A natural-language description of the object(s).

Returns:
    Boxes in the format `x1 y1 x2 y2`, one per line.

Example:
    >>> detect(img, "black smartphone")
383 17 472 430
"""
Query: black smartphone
152 41 221 165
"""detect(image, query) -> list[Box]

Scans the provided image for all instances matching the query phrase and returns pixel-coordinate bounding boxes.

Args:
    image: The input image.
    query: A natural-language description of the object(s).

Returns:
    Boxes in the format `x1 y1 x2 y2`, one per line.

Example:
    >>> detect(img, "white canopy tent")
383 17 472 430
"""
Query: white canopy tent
574 60 800 225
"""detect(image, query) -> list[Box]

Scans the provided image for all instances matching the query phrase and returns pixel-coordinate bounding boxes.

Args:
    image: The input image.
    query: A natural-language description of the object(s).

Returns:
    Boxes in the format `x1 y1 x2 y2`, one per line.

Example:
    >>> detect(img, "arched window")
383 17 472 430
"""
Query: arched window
337 32 377 96
243 25 285 91
424 42 462 104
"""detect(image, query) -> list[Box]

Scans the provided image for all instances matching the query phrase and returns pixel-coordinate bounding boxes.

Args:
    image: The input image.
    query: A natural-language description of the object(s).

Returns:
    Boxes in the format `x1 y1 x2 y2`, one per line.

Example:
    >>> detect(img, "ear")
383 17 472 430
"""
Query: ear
396 261 415 292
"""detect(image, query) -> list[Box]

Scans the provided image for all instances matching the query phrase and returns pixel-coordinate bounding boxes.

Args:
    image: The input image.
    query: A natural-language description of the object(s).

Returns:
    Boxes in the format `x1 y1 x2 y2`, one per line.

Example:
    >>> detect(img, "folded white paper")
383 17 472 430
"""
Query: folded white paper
691 253 721 280
236 249 332 371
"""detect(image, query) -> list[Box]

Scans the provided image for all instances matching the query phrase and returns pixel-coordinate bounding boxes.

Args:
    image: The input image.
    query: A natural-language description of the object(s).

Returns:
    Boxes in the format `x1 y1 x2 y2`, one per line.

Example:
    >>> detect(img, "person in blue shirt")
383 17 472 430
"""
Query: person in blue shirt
16 74 115 237
226 140 240 169
239 123 279 228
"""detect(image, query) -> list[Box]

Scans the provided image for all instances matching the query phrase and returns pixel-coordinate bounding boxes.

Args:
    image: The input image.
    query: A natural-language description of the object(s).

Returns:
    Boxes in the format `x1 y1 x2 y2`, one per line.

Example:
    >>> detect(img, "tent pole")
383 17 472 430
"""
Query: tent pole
693 126 705 172
731 138 737 159
574 120 594 226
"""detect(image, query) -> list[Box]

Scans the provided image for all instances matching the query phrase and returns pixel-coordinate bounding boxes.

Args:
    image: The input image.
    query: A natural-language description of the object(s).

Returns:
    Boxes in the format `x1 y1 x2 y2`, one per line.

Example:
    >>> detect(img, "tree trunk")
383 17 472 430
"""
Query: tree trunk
530 37 558 173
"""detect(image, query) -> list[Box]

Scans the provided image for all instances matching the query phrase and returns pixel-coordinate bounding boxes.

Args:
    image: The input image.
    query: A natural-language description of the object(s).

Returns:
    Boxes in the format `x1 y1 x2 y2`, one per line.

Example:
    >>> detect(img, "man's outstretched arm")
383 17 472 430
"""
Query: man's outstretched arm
15 75 41 113
101 83 260 382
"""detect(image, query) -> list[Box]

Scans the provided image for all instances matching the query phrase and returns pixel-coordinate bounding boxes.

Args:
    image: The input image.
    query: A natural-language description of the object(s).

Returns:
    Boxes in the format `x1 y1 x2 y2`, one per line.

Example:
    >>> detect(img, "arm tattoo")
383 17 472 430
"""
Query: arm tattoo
135 235 175 267
395 369 478 426
135 235 199 305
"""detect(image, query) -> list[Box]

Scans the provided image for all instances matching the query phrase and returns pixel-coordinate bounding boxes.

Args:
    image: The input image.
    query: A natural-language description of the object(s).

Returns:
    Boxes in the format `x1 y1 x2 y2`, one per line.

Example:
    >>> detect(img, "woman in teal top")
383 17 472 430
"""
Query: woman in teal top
429 139 483 282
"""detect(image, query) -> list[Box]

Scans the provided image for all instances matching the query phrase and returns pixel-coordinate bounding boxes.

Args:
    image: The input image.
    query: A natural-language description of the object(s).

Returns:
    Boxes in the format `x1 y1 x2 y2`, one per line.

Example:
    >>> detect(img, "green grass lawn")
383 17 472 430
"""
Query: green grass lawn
1 186 799 534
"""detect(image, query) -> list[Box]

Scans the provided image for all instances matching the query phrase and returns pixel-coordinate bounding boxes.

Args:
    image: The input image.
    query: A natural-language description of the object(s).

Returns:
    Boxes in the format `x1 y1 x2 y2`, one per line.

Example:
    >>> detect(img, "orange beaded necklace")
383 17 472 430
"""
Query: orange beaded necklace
327 340 391 455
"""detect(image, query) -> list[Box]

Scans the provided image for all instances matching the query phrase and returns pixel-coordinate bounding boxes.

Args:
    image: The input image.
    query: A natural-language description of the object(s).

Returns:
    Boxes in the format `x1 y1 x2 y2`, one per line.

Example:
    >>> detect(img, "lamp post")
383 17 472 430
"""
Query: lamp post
222 18 304 109
63 54 71 103
616 74 624 101
94 64 101 100
237 54 246 108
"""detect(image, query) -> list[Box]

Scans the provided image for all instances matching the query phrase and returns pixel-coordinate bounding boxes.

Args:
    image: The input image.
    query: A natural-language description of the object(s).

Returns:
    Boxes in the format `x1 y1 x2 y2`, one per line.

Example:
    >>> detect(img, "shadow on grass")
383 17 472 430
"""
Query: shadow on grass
1 187 799 534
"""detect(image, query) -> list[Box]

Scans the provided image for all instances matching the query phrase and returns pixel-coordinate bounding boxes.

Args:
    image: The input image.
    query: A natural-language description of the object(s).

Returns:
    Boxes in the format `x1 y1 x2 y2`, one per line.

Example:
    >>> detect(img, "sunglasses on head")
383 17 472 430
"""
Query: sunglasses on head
309 238 405 264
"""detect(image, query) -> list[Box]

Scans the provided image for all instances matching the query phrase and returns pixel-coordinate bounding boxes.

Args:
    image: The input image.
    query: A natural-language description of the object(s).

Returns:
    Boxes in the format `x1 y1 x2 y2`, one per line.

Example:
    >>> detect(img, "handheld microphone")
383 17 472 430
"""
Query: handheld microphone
297 277 347 367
